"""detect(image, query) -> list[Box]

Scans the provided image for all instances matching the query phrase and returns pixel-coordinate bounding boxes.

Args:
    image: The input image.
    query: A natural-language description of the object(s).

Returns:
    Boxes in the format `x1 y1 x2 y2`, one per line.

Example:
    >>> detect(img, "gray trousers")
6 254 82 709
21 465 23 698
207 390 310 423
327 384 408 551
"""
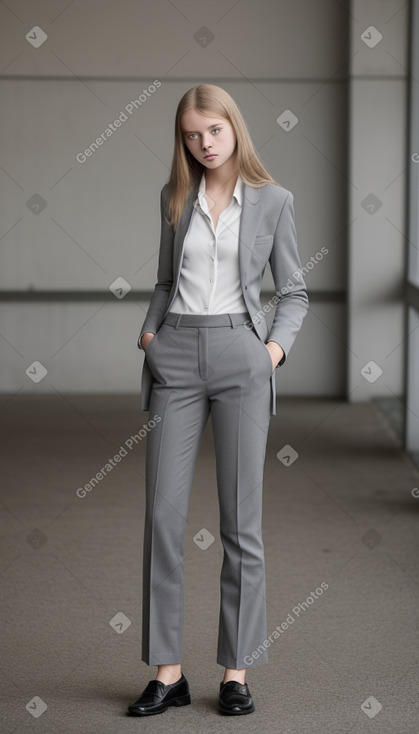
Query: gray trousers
141 311 273 669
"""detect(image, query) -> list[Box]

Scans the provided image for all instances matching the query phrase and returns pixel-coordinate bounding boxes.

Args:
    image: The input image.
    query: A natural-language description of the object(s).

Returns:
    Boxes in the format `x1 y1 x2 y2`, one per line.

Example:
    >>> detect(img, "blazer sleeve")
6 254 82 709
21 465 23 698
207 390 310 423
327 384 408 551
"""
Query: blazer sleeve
137 184 174 350
267 191 309 366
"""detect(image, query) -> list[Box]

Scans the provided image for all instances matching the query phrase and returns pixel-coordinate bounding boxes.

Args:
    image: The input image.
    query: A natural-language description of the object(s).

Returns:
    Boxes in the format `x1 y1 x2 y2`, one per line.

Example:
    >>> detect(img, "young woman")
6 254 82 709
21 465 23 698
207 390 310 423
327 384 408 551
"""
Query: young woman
128 84 309 717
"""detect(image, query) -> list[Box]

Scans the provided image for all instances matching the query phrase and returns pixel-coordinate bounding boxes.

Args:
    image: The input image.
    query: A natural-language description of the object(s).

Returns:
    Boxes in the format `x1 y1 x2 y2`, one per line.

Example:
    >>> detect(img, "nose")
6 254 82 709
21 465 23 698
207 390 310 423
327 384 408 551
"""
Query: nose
202 135 212 150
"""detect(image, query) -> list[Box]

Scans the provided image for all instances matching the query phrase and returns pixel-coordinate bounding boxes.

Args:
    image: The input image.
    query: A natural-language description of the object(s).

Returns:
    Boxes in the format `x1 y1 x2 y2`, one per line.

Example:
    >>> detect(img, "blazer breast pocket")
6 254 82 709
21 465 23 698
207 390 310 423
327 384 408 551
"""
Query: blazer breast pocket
254 234 273 245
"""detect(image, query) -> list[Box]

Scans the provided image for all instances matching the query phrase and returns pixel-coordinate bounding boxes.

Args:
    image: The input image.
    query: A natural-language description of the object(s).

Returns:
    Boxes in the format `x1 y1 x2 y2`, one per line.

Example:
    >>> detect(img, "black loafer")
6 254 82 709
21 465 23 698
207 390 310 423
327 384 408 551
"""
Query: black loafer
127 672 191 716
218 679 255 715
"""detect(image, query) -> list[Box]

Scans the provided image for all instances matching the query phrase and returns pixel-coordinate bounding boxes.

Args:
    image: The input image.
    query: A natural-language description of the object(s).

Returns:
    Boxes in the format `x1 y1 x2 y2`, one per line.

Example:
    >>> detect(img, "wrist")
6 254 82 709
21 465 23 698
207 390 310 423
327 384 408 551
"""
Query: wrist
141 332 155 349
267 340 284 364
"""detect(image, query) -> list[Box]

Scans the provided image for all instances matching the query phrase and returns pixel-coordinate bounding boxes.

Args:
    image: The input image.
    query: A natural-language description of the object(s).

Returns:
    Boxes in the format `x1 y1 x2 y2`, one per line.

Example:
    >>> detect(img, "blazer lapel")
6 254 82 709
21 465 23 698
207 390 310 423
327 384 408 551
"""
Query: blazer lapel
237 183 264 284
171 184 198 291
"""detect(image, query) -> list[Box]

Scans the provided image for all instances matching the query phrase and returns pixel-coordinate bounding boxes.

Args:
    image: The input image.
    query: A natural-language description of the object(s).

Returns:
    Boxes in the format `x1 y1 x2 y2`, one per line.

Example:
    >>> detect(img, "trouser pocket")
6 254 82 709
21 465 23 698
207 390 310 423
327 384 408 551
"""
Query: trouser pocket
249 328 274 376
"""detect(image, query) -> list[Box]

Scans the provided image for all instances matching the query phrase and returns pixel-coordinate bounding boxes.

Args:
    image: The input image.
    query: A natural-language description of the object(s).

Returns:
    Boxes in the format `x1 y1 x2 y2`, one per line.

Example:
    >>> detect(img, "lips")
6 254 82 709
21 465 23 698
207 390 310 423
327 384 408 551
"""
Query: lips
204 154 217 159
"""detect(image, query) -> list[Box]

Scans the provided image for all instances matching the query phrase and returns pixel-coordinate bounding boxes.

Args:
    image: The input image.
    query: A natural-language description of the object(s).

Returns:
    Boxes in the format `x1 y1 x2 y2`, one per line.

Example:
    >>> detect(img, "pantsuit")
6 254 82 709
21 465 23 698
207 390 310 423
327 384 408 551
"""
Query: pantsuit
141 312 273 668
138 178 309 669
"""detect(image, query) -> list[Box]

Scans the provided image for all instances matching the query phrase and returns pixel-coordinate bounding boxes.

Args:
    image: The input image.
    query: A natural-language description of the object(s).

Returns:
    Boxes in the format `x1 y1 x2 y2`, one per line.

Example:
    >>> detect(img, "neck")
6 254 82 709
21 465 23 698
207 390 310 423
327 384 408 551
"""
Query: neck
203 158 239 193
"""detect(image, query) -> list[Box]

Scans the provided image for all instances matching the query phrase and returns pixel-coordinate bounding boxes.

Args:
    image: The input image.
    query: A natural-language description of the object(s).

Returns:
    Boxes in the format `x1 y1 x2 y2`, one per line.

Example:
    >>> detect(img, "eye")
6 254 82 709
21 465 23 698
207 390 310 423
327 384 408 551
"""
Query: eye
186 127 222 140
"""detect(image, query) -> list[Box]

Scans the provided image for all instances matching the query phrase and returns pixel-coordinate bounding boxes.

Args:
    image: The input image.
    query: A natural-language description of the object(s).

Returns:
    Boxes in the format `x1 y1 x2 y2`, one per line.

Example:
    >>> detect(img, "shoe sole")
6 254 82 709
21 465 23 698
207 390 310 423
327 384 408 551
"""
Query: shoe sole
218 701 255 715
127 693 191 716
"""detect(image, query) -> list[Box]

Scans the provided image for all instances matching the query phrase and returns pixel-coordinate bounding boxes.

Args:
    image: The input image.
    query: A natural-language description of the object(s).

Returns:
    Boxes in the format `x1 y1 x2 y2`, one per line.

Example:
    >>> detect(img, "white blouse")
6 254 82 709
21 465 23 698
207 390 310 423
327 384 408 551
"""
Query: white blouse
168 172 248 314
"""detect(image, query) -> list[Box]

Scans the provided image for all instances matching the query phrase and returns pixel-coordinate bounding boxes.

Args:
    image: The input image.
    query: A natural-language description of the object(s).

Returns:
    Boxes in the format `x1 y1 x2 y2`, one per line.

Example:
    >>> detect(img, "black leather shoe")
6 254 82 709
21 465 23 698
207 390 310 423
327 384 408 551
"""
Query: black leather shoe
127 672 191 716
218 679 255 715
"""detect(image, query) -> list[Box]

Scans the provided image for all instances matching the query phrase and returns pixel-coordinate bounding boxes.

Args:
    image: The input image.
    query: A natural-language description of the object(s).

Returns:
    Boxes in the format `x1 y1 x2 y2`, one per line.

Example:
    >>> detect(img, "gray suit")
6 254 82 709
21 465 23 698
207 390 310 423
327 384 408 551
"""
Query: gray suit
138 180 309 670
138 181 309 416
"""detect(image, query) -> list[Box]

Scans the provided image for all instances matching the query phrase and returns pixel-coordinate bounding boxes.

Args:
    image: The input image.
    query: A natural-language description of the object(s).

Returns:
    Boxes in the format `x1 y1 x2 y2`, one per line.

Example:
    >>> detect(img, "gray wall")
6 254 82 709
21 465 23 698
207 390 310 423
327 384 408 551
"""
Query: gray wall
0 0 409 400
348 0 409 401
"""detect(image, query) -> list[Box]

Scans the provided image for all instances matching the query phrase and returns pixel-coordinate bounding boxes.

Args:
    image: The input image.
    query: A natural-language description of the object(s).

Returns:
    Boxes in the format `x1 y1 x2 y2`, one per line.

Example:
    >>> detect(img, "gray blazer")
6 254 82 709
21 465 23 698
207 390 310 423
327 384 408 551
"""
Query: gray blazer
138 180 309 416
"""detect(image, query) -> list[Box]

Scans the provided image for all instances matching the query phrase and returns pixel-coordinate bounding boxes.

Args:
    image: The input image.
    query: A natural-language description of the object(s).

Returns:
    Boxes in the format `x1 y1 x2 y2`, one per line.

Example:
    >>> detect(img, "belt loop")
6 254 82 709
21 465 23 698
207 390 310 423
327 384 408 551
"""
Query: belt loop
227 313 235 329
175 313 182 329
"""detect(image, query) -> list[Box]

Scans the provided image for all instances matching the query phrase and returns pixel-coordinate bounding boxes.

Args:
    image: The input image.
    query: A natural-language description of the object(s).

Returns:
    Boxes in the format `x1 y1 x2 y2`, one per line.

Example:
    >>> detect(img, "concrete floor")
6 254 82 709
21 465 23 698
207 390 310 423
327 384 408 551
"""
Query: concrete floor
0 394 418 733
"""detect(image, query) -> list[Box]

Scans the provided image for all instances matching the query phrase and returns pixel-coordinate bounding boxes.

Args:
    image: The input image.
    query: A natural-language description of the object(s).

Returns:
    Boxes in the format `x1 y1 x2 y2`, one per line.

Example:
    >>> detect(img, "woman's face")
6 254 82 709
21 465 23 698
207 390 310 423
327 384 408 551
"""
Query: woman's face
181 109 237 170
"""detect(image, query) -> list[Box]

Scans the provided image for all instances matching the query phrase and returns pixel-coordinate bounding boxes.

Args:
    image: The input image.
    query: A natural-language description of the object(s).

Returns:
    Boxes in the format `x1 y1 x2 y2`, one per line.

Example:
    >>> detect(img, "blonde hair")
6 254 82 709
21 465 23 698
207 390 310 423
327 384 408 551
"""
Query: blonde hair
165 84 281 230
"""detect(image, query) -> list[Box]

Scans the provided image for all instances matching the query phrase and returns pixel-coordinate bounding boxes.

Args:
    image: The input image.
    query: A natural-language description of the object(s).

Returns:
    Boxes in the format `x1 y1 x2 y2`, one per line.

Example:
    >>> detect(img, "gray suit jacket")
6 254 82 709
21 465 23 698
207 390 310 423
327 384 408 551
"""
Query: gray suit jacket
138 180 309 416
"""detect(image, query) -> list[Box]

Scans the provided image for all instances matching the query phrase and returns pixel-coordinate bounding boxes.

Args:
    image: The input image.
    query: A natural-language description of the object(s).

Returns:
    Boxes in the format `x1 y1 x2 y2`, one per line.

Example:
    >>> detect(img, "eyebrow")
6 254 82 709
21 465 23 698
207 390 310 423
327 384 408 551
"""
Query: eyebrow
182 122 224 134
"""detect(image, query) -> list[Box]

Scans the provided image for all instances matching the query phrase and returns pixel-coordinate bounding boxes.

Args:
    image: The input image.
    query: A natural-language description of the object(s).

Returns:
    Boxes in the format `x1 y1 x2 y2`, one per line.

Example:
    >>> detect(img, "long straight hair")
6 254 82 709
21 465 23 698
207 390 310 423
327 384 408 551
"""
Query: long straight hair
165 84 281 230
